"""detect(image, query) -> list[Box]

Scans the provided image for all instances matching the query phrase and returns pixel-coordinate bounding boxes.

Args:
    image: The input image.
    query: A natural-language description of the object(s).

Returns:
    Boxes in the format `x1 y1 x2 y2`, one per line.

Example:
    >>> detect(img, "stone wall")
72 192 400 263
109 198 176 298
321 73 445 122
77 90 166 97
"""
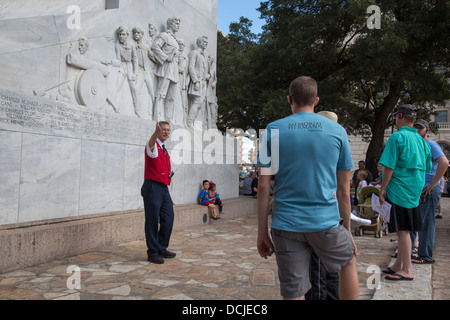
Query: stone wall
0 0 241 227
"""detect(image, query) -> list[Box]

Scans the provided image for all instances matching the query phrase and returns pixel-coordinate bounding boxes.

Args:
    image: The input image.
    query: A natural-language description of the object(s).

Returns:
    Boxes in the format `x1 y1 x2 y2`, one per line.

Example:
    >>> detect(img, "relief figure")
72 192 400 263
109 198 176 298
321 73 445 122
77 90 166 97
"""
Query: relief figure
108 26 139 115
133 26 155 119
151 17 181 122
177 39 189 124
187 36 209 128
206 55 218 129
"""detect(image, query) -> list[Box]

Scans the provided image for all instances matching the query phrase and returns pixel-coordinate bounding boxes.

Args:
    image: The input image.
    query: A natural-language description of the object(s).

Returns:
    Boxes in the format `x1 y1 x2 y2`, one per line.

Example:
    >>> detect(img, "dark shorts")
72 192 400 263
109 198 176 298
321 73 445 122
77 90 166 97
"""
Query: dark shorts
387 198 422 233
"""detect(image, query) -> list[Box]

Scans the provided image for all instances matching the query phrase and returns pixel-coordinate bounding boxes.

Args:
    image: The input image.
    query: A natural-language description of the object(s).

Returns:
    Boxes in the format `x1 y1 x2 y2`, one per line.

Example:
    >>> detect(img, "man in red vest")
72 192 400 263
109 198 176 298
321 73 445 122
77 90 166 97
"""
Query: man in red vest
141 121 176 264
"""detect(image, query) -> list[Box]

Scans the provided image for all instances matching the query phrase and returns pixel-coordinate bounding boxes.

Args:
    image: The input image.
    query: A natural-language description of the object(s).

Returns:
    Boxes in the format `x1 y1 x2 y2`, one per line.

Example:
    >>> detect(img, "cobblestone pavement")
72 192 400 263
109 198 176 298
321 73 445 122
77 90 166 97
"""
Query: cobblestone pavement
0 198 449 300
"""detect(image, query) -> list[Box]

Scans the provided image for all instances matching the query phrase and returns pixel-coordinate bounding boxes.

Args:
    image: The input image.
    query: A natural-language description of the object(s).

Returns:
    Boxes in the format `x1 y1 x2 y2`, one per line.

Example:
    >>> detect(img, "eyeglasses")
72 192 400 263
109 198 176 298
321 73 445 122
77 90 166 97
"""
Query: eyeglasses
288 94 294 104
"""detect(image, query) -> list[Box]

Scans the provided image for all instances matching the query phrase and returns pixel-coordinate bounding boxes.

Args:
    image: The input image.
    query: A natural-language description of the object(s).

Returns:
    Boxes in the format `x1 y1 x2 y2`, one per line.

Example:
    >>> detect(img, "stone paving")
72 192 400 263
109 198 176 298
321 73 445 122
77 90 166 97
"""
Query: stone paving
0 198 449 300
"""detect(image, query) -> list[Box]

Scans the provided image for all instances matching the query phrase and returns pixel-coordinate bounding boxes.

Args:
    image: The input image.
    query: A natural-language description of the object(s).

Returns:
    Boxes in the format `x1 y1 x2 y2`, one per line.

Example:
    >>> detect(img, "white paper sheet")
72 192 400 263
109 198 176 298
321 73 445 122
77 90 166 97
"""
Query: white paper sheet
351 213 372 226
371 194 391 223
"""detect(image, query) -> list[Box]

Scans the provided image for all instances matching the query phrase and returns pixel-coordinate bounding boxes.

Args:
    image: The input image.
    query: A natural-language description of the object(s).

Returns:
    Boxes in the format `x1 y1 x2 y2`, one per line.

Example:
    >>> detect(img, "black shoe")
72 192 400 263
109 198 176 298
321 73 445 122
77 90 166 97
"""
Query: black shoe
148 255 164 264
161 250 176 259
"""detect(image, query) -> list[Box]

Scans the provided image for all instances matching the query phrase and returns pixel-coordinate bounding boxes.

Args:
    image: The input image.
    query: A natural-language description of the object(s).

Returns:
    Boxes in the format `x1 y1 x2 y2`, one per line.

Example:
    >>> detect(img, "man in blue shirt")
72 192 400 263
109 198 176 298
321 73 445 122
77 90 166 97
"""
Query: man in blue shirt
242 172 255 196
411 119 448 264
257 76 358 300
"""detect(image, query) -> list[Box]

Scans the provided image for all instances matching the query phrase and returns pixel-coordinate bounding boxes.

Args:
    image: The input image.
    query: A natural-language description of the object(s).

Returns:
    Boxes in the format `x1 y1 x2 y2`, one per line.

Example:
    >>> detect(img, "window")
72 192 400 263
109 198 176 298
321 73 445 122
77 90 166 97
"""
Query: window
105 0 119 9
435 110 447 123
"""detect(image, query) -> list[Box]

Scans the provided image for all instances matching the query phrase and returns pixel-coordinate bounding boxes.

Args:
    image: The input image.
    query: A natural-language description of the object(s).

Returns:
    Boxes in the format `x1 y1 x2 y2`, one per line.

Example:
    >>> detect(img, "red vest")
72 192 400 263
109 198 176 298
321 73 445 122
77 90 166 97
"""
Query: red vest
144 143 172 186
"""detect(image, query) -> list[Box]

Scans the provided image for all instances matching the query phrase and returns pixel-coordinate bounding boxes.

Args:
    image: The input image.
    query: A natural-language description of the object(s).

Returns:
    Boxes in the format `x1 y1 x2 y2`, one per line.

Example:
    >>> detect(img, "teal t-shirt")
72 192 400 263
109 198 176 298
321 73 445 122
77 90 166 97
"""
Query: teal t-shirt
379 126 432 208
257 112 354 233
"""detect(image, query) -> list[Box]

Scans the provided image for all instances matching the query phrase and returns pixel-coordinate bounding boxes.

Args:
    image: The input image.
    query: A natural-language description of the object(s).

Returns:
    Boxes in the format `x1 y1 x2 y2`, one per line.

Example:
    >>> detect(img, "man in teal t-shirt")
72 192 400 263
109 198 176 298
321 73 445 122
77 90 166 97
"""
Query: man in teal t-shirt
379 104 431 281
258 110 354 233
256 76 358 300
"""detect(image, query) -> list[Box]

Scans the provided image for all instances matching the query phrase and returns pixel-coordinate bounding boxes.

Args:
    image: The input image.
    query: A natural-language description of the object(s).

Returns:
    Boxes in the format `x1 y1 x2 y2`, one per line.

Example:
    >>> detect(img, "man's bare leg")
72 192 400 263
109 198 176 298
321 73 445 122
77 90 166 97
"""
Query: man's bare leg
339 256 359 300
388 231 413 279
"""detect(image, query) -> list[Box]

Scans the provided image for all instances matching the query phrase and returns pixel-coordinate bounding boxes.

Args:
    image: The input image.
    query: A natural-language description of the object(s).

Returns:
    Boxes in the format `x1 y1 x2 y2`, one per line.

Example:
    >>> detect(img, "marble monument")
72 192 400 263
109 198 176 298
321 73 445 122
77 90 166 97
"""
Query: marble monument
0 0 239 227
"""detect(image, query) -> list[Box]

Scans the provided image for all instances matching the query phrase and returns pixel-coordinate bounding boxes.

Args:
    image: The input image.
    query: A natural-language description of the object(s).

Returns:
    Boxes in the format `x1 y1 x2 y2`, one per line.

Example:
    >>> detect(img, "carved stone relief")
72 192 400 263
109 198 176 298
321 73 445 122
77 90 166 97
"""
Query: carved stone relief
187 35 209 128
151 17 181 123
34 16 217 128
132 26 155 119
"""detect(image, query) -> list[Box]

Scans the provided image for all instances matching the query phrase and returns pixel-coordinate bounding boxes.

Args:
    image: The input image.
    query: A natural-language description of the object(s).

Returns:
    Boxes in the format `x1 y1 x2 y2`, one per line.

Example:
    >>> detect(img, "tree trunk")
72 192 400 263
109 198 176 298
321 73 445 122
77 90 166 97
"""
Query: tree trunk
365 82 402 174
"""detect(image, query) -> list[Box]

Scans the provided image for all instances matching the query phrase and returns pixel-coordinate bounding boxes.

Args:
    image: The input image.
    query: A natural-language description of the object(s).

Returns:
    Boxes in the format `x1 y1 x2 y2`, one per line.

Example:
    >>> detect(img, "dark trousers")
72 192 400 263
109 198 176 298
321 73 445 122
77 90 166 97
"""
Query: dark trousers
305 251 340 300
141 179 174 258
215 197 223 212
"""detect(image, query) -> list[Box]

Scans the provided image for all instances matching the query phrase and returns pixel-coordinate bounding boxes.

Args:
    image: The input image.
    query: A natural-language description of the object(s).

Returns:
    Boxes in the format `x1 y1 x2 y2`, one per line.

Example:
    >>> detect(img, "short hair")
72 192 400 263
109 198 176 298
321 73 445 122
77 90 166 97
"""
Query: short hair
132 26 145 34
289 76 318 107
404 114 416 124
159 121 170 127
196 36 208 46
358 170 368 179
167 17 181 28
202 180 209 185
78 37 89 48
116 26 129 36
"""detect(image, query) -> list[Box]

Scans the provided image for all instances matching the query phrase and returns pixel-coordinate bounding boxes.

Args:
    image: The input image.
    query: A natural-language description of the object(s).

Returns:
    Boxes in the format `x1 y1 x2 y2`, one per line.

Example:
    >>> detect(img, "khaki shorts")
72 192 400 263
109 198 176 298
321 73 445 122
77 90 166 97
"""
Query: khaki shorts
271 223 355 299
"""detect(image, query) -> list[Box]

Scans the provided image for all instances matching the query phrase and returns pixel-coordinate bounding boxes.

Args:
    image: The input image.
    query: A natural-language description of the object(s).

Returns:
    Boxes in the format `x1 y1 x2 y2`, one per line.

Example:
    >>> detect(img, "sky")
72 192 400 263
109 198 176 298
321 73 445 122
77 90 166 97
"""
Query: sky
217 0 265 35
217 1 264 163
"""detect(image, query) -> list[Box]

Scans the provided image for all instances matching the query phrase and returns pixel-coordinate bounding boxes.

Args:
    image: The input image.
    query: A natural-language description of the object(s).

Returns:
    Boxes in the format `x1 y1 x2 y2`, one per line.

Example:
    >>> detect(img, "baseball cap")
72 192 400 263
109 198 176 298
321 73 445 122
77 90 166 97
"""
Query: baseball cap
392 104 417 116
414 119 429 130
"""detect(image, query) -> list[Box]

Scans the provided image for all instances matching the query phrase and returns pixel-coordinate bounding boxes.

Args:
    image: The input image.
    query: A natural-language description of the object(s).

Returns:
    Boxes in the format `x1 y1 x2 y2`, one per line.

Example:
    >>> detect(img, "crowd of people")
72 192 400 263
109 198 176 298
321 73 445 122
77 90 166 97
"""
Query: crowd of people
140 76 447 300
350 111 447 282
255 77 447 300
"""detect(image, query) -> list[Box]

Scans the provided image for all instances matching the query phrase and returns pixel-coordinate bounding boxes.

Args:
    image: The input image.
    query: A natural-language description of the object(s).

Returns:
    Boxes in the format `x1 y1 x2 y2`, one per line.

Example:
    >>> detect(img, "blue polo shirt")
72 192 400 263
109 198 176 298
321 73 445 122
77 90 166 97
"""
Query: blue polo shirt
257 112 354 233
425 139 445 187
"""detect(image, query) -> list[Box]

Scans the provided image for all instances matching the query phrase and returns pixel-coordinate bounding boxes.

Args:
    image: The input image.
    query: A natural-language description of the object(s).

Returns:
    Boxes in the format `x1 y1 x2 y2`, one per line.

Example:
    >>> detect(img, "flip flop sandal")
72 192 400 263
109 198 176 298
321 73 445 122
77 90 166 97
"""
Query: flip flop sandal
382 267 396 274
412 258 435 264
385 273 413 281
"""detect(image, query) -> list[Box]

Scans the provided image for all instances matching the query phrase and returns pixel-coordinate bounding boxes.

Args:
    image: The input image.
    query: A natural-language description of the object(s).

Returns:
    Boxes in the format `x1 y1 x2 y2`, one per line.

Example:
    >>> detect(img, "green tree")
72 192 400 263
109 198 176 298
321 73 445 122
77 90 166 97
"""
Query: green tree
217 17 269 133
217 0 450 173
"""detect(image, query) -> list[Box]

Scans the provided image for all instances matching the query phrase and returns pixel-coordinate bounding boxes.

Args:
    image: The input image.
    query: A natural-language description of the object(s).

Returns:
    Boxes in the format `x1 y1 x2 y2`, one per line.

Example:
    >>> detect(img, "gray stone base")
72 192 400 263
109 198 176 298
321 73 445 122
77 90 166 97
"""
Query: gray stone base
0 196 257 273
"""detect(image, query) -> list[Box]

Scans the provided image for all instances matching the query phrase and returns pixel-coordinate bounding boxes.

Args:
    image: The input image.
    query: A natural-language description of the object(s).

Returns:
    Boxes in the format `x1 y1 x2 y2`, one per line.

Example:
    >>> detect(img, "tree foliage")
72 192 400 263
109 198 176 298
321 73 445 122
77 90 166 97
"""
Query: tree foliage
217 0 450 172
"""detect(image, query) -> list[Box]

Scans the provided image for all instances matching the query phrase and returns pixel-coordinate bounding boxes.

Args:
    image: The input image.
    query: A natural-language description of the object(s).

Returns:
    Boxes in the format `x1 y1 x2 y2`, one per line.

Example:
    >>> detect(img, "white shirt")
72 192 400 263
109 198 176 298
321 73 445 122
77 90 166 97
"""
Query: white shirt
146 138 165 159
